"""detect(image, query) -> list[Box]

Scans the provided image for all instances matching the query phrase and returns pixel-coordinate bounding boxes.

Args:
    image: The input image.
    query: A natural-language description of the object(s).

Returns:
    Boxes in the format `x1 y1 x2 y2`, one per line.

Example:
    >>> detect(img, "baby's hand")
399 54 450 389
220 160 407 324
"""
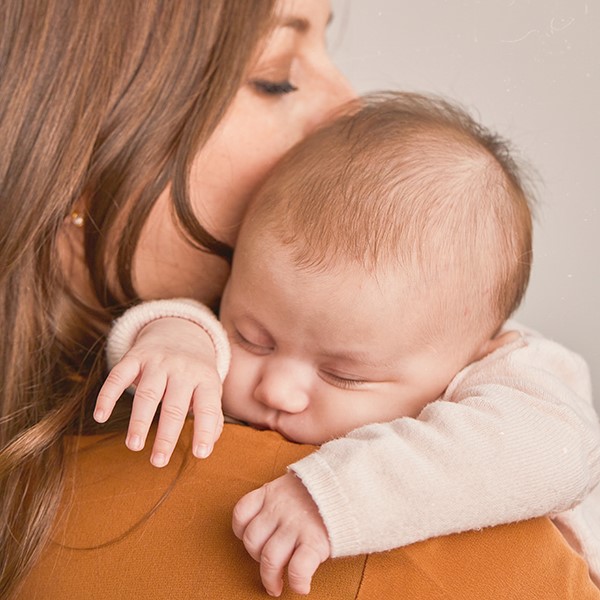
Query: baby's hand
94 317 223 467
232 473 331 597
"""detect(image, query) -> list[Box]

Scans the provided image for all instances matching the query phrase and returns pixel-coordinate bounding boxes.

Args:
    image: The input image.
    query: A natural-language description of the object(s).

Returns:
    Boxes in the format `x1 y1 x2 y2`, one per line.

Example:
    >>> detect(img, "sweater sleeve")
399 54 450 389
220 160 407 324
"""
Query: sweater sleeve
290 325 600 557
106 298 231 382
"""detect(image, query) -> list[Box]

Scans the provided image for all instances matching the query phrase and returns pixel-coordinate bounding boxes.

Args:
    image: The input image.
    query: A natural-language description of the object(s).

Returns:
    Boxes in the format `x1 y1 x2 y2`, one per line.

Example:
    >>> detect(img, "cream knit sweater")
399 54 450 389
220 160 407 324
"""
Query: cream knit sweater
108 300 600 585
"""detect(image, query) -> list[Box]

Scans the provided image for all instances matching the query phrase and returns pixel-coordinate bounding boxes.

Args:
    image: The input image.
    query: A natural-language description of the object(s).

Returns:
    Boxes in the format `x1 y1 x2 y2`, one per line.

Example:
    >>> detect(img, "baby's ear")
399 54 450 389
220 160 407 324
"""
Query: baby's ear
472 330 520 362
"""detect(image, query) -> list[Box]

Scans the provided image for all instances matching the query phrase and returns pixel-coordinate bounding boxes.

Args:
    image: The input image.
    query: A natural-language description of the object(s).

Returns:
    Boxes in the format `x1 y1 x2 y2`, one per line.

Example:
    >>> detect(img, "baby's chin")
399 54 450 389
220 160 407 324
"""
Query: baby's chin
268 424 343 446
250 421 335 446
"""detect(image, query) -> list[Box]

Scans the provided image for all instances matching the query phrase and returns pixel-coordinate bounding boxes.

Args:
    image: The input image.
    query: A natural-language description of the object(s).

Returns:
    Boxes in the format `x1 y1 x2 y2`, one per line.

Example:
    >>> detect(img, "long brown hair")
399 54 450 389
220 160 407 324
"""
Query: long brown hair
0 0 275 596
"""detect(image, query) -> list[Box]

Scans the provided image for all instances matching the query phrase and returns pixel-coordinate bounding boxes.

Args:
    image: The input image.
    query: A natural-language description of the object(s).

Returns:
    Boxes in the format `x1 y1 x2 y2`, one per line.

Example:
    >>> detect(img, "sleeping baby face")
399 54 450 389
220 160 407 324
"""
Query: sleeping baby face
219 231 493 445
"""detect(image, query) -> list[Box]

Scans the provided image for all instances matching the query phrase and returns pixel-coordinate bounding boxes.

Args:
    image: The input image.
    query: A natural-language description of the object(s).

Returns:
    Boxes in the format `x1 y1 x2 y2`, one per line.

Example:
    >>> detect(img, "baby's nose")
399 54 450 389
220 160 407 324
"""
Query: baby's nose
253 364 310 414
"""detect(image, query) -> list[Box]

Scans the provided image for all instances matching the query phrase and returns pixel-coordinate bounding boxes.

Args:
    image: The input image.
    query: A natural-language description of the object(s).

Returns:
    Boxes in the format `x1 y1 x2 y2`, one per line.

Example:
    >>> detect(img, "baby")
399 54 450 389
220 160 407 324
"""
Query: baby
97 93 600 595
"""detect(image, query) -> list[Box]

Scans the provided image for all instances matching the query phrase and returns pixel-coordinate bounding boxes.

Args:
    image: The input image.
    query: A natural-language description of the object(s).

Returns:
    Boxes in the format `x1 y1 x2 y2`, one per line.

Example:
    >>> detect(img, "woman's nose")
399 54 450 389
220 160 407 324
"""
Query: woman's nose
326 65 356 110
304 64 356 136
253 362 310 414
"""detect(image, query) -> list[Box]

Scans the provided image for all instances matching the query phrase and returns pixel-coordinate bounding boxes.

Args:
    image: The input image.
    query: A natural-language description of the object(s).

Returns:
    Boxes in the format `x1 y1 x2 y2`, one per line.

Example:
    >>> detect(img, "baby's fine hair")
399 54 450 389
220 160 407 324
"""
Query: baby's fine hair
246 92 534 328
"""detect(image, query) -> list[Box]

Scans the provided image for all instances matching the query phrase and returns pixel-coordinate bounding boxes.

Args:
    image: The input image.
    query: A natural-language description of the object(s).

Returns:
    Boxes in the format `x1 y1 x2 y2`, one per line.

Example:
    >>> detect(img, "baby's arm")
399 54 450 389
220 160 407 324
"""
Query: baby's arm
292 326 600 556
96 299 230 467
234 325 600 595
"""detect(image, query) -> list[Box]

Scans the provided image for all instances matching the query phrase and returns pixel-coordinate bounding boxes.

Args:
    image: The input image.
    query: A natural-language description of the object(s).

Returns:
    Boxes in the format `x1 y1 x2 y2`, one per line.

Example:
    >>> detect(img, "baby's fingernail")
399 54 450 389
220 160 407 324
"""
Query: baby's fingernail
151 453 167 468
194 444 211 459
127 435 142 451
94 409 105 423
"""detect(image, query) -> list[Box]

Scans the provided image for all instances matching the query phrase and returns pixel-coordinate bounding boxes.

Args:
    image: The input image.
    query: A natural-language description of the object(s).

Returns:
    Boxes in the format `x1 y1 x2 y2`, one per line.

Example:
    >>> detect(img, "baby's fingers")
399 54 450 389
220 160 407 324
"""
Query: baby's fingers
232 487 267 541
127 369 168 453
191 378 224 459
287 544 327 596
259 533 297 597
151 378 194 467
95 356 142 423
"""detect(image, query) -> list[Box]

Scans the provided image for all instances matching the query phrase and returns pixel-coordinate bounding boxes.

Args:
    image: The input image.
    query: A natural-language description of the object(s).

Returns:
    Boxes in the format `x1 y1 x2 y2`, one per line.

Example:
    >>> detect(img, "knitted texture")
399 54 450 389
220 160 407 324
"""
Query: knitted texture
291 322 600 585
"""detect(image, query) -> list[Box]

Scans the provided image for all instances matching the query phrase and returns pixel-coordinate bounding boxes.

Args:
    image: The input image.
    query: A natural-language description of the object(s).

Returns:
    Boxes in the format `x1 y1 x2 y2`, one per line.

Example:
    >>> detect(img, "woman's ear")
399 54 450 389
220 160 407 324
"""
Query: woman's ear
57 201 88 295
65 195 87 229
68 210 85 228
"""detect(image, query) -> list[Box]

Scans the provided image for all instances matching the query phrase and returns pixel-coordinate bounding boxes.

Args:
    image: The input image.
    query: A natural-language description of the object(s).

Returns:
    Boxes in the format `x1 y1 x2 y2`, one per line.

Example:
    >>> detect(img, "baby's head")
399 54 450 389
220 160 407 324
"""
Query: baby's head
220 92 533 444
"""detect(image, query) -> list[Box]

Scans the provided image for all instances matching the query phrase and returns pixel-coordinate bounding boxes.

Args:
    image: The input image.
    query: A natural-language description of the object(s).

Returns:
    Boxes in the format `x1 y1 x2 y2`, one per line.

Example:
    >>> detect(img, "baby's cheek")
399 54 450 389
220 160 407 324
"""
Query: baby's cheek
221 367 240 414
222 354 252 411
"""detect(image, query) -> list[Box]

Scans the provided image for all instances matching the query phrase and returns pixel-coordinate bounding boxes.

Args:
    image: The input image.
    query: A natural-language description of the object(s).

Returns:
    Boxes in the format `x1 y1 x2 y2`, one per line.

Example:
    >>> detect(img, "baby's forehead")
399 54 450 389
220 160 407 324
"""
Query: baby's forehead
230 226 498 366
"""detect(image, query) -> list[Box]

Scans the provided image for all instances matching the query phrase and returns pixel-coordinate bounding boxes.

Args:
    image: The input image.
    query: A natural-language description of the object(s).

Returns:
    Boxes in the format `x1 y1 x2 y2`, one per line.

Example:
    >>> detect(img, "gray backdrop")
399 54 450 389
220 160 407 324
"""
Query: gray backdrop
330 0 599 407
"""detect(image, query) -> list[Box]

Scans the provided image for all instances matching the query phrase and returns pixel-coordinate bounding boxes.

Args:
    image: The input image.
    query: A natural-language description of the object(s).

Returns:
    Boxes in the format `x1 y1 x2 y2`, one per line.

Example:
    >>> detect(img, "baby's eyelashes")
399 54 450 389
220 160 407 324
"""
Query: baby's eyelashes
231 329 274 355
318 370 369 390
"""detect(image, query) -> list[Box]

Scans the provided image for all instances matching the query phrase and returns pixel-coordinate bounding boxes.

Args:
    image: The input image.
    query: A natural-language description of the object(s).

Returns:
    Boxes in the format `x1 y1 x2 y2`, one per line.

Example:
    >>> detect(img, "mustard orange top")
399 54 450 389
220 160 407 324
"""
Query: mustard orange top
17 422 599 599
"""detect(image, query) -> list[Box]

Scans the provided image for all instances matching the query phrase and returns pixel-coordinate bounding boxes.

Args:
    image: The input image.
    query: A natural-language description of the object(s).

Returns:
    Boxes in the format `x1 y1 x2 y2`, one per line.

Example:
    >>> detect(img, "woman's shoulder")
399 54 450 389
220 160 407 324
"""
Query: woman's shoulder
19 423 367 599
17 423 599 600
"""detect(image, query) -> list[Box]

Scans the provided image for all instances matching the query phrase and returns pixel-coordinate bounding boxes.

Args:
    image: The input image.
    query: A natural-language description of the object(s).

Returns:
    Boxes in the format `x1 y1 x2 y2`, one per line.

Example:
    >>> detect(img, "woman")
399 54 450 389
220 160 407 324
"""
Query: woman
1 0 350 595
0 1 596 598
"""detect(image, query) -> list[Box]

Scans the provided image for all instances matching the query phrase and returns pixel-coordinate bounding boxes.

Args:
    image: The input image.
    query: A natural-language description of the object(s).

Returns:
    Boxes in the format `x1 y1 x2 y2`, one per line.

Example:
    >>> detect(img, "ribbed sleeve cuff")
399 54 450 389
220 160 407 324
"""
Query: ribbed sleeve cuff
290 452 362 557
106 298 231 382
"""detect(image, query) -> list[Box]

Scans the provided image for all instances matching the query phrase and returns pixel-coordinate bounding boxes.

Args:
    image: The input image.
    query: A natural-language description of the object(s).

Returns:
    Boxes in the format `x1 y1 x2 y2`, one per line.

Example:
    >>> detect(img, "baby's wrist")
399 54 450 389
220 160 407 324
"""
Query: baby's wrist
107 298 231 380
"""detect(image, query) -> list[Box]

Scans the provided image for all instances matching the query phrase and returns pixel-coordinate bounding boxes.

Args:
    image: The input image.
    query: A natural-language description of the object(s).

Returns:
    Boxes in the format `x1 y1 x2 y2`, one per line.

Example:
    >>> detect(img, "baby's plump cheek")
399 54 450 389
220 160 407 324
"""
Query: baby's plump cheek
221 360 254 420
221 375 239 417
